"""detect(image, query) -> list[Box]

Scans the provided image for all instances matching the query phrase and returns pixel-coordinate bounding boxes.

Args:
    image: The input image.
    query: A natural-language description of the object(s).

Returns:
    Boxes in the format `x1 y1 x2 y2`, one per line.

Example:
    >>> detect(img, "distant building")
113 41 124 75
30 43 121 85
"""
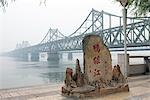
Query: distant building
16 41 30 49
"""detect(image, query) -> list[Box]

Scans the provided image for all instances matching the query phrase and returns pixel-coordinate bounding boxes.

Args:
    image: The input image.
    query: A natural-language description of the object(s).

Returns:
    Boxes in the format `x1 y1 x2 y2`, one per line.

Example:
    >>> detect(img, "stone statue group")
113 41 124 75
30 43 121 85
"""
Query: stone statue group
62 35 129 98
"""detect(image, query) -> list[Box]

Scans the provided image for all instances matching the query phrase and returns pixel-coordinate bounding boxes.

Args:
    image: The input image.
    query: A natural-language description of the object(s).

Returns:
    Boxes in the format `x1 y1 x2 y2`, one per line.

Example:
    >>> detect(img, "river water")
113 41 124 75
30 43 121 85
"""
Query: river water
0 51 150 89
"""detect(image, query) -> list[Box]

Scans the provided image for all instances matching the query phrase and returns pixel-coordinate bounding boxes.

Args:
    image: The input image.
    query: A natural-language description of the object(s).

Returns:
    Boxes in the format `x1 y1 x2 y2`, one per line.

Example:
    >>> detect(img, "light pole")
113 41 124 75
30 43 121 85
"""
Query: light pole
123 7 128 77
118 0 128 77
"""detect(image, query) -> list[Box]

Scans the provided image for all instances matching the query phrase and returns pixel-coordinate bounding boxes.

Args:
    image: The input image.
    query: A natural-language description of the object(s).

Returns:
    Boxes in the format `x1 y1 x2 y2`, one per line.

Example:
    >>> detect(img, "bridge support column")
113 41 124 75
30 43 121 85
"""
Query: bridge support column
118 54 129 76
18 53 28 60
68 53 73 60
47 52 59 61
39 52 48 61
144 57 150 73
59 53 63 59
28 53 31 61
28 52 39 61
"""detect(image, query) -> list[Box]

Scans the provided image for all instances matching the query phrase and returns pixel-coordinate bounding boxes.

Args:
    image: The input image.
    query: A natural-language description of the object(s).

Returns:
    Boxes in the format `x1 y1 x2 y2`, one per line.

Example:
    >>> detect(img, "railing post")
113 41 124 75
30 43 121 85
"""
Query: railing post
92 8 95 33
109 14 111 44
101 10 104 30
120 17 122 43
101 10 104 39
149 18 150 41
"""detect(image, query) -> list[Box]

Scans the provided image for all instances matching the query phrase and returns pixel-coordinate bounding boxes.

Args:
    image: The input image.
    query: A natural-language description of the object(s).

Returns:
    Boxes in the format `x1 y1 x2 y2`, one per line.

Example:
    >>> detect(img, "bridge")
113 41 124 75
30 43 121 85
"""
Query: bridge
7 9 150 61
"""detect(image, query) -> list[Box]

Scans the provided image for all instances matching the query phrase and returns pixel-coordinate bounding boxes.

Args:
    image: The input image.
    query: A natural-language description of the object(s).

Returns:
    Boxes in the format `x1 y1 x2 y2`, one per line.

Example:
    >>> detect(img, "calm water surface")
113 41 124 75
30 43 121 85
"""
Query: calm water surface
0 51 149 89
0 53 83 89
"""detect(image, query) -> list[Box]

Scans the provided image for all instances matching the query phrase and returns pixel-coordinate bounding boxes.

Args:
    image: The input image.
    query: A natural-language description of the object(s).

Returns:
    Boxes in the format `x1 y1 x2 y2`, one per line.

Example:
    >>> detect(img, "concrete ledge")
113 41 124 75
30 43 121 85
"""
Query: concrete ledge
130 64 146 75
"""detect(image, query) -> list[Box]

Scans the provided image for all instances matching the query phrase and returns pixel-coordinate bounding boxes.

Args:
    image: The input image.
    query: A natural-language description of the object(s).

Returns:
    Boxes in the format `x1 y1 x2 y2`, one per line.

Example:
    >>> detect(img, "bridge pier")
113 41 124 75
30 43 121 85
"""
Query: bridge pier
59 53 63 59
18 53 28 60
68 52 73 60
12 52 28 61
28 53 31 61
39 52 48 61
28 52 39 61
144 57 150 73
47 52 59 61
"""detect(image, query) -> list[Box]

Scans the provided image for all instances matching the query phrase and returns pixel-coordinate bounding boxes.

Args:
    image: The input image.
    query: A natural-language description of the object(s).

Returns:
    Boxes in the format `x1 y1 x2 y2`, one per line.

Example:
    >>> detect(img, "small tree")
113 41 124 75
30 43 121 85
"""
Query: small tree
117 0 150 16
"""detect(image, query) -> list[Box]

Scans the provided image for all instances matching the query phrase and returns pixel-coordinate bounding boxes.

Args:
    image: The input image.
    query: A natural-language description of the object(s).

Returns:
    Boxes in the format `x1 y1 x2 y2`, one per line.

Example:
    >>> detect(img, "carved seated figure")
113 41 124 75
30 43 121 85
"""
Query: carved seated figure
64 68 77 89
63 59 87 91
112 65 126 83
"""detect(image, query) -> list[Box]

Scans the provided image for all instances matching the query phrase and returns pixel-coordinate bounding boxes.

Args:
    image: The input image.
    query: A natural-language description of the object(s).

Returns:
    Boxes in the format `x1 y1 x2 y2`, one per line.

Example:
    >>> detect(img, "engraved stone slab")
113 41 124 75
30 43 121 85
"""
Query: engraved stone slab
83 35 112 83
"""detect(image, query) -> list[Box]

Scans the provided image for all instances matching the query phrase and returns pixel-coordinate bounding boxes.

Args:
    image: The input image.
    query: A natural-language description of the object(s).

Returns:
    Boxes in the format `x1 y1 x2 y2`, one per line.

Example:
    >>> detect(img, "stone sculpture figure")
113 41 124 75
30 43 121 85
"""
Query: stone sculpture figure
62 34 129 98
73 59 85 87
112 65 126 83
64 68 77 89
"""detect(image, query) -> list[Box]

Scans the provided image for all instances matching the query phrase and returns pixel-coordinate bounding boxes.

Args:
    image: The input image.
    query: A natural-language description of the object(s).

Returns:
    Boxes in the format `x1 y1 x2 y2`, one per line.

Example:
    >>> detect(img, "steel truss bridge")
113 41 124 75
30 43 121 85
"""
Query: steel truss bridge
9 9 150 56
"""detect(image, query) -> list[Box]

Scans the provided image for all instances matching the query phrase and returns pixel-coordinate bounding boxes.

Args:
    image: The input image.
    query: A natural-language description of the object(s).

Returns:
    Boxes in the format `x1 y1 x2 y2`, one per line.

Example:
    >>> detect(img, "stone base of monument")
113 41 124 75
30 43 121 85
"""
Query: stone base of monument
61 35 129 98
62 84 129 98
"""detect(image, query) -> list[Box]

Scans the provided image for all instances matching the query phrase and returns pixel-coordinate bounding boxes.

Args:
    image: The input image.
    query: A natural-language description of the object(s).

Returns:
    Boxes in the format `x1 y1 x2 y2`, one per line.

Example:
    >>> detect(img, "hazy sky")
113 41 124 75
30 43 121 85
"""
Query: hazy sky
0 0 123 53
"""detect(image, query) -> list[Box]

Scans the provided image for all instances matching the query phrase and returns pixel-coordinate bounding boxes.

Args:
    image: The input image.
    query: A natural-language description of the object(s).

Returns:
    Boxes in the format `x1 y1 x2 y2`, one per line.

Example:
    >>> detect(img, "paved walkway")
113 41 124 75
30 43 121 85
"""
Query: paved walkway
0 75 150 100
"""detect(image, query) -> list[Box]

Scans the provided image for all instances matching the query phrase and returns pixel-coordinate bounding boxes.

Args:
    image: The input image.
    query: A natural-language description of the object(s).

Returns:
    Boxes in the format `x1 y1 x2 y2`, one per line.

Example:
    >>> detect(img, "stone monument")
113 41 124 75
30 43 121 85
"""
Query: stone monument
62 35 129 98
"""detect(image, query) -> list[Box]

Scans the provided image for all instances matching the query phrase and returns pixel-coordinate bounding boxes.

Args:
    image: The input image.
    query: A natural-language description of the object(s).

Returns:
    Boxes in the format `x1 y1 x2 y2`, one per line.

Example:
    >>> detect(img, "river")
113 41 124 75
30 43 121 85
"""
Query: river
0 51 150 89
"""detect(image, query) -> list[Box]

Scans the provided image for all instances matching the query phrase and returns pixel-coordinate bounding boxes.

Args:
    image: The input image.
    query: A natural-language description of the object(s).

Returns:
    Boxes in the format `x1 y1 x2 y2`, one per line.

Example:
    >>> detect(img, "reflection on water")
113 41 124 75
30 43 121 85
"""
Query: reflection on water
0 56 76 89
40 72 65 83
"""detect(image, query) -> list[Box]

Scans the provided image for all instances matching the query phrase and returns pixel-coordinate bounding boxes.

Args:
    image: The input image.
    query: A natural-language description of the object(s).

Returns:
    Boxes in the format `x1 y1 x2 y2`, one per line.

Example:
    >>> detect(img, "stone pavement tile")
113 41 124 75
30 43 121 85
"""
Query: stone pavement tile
128 75 150 82
0 91 23 99
0 94 2 99
9 92 20 97
28 94 68 100
1 90 60 100
88 92 130 100
143 96 150 100
0 84 62 94
129 86 150 96
140 82 150 88
126 92 150 100
0 85 61 99
0 92 11 98
21 90 36 96
129 79 150 88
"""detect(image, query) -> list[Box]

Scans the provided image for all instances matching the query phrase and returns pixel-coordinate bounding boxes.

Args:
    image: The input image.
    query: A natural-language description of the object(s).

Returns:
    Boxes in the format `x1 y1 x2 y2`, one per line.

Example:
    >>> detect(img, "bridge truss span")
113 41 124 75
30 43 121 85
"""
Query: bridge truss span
9 9 150 56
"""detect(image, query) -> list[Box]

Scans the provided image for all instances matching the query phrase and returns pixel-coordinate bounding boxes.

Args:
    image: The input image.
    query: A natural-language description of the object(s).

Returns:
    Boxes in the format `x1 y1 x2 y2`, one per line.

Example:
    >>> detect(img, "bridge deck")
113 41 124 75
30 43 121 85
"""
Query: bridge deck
0 75 150 100
129 56 150 58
